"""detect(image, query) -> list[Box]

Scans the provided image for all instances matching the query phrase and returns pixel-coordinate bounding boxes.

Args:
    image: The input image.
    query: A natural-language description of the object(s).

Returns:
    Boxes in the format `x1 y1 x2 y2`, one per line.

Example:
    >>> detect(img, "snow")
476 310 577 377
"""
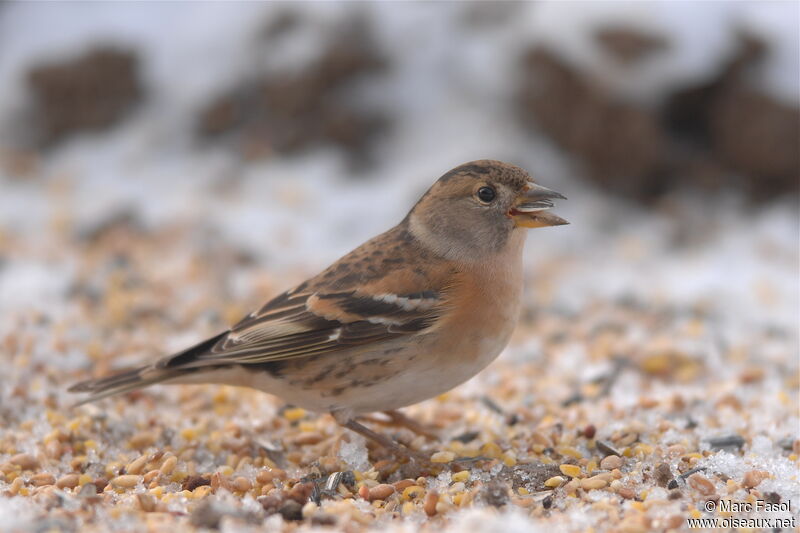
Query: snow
0 497 36 532
338 434 370 473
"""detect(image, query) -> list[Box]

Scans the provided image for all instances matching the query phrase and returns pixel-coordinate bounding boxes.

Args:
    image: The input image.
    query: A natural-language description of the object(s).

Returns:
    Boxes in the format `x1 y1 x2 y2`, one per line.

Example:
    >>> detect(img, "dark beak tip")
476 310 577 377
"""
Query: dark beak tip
526 183 567 201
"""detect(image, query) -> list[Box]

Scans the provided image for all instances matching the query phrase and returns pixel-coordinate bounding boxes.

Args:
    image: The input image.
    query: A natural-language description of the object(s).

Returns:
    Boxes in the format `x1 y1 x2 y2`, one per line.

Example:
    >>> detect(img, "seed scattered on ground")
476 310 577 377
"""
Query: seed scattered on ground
600 455 623 470
368 484 395 501
283 407 307 422
31 472 55 486
742 470 769 488
126 454 148 475
452 470 470 483
687 474 715 495
110 474 142 488
159 455 177 475
430 451 455 463
56 474 79 489
581 476 608 490
402 485 425 500
617 487 635 499
544 476 565 488
232 476 252 492
559 464 581 478
424 489 439 516
10 454 38 471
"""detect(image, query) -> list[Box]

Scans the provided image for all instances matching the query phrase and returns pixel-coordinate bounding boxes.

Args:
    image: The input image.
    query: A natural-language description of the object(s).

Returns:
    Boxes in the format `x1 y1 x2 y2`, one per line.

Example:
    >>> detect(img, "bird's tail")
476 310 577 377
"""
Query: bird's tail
68 365 185 406
68 331 228 405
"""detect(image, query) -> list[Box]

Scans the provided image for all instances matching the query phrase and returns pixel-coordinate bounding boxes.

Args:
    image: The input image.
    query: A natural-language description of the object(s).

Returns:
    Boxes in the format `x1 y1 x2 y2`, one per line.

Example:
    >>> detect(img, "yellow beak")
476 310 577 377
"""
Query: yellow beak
510 183 568 228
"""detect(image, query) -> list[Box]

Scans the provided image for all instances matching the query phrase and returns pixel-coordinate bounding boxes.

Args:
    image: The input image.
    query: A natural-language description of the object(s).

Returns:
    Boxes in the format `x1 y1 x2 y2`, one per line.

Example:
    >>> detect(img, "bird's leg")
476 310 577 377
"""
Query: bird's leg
353 413 489 468
379 410 439 440
332 411 430 463
343 418 432 463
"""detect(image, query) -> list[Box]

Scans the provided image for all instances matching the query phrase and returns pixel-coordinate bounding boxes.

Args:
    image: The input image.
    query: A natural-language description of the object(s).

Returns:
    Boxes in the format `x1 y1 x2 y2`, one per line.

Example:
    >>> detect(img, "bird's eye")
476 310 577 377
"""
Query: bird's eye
476 186 496 203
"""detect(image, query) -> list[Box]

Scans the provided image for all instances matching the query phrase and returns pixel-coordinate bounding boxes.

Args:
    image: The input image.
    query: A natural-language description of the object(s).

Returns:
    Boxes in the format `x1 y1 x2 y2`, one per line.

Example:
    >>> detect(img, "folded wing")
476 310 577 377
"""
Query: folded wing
159 288 442 370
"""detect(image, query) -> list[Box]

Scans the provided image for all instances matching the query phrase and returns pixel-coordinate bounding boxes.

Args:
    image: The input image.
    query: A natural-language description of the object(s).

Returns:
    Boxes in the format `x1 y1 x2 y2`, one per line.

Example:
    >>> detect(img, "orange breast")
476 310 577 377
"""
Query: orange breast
432 257 523 363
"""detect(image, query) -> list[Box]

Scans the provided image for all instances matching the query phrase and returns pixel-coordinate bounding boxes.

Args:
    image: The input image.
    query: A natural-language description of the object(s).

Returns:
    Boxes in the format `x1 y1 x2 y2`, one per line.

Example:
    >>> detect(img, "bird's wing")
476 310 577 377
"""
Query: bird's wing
158 287 443 370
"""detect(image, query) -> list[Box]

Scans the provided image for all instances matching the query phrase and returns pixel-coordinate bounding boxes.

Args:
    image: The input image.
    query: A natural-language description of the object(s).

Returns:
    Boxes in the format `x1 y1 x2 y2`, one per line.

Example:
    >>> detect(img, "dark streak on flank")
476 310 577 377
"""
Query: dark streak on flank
327 386 346 397
307 363 338 385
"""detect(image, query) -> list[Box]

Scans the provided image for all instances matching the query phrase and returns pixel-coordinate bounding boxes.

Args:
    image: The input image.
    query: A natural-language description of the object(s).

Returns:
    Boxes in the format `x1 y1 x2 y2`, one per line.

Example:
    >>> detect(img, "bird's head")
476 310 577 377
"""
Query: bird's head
408 160 567 261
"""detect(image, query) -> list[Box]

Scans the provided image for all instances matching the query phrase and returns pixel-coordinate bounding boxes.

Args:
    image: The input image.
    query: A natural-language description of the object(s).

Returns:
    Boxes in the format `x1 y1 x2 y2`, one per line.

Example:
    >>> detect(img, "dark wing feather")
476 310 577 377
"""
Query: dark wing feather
158 288 441 370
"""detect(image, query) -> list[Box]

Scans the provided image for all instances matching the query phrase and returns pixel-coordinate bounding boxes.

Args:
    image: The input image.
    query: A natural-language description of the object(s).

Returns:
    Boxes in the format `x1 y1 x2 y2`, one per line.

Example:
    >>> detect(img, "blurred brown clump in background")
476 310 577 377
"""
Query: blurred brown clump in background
27 48 142 145
595 26 669 64
198 14 390 166
7 6 796 203
665 34 800 202
519 46 666 199
519 30 800 203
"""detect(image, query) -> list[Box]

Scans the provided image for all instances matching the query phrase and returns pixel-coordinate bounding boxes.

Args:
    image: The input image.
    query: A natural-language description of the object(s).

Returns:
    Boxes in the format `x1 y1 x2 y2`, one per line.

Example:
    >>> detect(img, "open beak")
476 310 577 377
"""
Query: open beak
509 183 568 228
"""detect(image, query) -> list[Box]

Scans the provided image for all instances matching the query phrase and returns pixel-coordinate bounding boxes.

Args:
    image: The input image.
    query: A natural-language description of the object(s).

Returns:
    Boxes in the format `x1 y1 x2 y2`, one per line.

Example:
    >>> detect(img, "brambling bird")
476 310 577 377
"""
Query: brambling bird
70 160 567 460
